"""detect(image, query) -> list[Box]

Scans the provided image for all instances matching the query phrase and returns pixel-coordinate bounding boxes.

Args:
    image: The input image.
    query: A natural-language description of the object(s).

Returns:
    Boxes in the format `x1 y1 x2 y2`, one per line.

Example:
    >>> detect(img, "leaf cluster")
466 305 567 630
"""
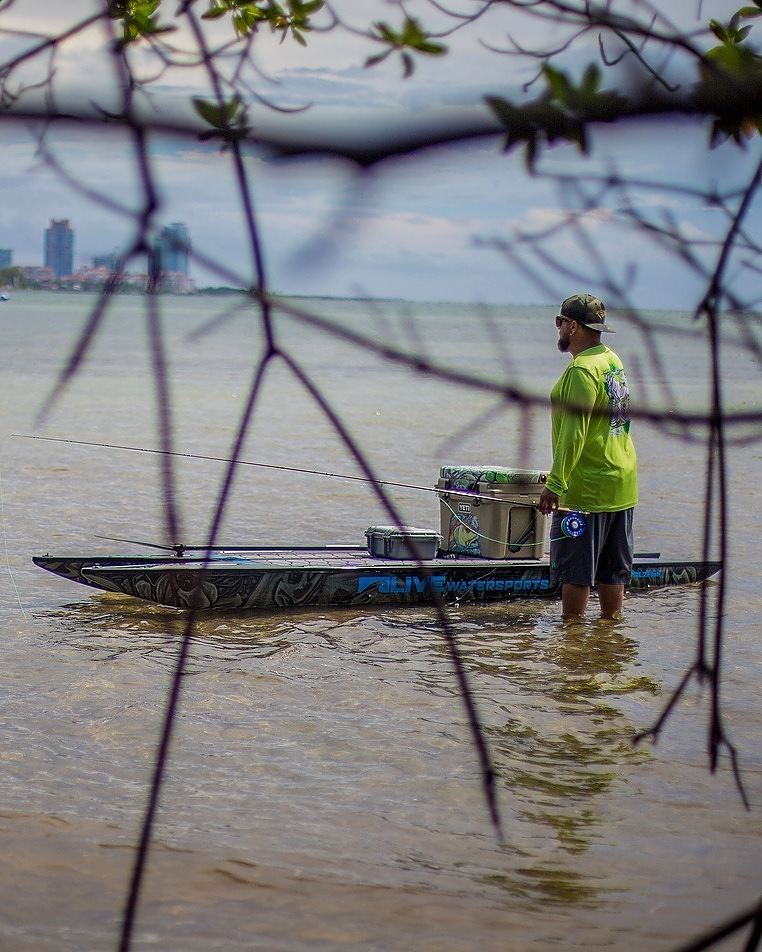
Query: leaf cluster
192 93 250 146
201 0 323 45
108 0 176 47
366 16 447 78
701 2 762 145
486 64 626 170
487 3 762 170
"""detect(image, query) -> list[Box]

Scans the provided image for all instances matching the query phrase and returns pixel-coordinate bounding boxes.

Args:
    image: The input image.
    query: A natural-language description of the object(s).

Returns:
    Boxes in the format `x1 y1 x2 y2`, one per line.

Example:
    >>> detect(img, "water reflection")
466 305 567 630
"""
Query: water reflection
35 592 660 909
35 594 401 668
396 607 657 903
484 865 606 906
37 596 302 666
491 618 654 903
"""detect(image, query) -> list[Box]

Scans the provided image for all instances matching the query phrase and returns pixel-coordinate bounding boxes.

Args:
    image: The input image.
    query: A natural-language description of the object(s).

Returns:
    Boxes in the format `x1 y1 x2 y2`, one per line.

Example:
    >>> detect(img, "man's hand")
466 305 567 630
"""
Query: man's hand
539 487 559 515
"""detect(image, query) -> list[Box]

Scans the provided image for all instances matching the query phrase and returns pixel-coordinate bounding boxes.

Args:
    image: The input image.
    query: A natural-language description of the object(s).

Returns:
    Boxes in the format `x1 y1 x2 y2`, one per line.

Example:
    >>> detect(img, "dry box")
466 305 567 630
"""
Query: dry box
365 525 442 560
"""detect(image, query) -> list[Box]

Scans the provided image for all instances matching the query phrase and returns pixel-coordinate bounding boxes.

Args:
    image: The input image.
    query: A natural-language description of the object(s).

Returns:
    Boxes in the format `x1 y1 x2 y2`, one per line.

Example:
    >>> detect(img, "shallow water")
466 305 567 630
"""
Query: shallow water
0 291 760 950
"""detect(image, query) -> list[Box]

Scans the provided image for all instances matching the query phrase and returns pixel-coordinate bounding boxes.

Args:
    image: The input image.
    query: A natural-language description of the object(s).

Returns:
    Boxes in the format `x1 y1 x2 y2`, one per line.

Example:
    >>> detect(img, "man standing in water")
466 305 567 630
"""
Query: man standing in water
538 294 638 620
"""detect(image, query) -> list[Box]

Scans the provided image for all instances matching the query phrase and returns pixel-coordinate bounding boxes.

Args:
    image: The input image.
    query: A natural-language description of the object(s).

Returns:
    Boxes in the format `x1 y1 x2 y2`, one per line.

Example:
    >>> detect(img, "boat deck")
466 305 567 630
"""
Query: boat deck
147 545 552 571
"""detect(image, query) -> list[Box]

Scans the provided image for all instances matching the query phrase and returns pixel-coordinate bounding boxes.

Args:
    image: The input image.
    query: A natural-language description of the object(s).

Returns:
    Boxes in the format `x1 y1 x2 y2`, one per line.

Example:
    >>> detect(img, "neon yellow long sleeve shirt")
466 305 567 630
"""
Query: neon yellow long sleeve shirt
546 344 638 512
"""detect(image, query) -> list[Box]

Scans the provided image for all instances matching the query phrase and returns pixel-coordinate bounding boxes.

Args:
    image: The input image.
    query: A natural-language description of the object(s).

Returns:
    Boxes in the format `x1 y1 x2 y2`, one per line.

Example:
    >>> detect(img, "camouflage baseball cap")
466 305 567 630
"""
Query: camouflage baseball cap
559 293 614 333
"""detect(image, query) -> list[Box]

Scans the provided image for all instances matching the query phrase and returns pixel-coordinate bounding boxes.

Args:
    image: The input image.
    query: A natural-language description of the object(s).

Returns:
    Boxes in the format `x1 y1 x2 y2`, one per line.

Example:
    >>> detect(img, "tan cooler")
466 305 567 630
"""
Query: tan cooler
437 465 549 559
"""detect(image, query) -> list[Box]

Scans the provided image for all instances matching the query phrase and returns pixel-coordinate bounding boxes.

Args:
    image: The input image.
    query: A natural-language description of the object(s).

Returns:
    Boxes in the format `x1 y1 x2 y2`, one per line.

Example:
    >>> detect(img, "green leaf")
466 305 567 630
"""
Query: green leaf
485 95 519 126
223 94 242 122
524 135 538 172
367 15 446 75
202 7 230 20
401 16 423 45
192 98 225 129
581 63 600 95
573 125 589 154
415 39 446 55
705 38 762 75
372 21 398 44
287 0 323 15
109 0 176 45
544 65 572 102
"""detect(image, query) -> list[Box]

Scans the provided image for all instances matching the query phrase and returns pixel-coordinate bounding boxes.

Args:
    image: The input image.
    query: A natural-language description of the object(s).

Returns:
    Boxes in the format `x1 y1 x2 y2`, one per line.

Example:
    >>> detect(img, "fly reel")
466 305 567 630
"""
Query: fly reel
560 512 587 538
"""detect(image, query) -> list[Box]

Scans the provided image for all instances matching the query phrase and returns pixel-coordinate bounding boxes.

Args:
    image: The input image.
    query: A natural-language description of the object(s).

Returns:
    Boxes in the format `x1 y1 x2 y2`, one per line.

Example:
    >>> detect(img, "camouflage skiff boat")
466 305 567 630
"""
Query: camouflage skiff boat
32 545 720 613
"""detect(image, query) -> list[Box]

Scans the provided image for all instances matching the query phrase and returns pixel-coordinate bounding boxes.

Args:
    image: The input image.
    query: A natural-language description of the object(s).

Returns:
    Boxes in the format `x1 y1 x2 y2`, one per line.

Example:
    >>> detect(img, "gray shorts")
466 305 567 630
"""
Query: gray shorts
549 509 634 589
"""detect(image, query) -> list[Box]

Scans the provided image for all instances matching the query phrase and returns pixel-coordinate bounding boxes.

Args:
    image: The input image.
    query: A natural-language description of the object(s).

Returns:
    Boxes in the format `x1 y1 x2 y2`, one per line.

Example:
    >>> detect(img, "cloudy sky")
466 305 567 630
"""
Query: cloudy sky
1 0 760 307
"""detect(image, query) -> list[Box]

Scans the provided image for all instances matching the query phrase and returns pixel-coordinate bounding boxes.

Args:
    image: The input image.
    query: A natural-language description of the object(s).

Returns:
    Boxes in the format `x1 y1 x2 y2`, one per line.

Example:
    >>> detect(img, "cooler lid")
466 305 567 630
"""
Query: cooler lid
365 525 442 540
439 465 548 488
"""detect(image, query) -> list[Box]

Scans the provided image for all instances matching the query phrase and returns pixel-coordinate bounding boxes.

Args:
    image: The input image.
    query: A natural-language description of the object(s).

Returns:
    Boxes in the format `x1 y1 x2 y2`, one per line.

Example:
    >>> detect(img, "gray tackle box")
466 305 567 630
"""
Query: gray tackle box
365 525 442 560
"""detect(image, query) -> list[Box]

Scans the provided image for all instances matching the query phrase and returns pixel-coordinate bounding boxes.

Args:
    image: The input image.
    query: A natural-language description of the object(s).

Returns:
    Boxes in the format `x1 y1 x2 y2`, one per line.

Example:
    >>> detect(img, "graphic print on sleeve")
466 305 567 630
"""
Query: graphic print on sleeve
604 365 631 436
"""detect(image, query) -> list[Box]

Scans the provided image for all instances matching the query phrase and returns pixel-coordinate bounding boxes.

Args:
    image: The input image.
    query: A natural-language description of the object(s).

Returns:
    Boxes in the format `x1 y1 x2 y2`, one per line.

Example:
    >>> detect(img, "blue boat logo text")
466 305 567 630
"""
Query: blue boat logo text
357 575 550 595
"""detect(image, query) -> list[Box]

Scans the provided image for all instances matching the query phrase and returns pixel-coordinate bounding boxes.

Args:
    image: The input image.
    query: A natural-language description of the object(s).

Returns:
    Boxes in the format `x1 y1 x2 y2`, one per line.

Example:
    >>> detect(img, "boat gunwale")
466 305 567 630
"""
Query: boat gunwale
77 555 721 576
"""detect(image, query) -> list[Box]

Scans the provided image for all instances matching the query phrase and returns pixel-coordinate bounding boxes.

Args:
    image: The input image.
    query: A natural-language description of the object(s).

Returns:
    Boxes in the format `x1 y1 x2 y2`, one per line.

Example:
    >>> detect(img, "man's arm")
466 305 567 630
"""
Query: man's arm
544 367 597 504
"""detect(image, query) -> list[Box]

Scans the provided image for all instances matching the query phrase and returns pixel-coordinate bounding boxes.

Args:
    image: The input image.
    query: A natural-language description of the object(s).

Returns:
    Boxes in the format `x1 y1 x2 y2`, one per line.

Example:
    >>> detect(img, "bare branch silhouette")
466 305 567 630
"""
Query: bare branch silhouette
2 2 760 950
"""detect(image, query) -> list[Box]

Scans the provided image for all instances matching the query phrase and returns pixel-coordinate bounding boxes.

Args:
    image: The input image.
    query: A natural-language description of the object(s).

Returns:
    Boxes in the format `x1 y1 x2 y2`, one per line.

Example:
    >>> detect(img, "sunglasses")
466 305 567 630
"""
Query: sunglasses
555 315 572 328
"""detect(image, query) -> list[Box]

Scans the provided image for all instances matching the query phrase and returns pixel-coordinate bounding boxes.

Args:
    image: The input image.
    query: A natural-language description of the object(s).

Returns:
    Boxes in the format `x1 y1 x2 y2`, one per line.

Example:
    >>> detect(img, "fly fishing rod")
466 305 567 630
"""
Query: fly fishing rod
14 433 581 514
92 534 368 556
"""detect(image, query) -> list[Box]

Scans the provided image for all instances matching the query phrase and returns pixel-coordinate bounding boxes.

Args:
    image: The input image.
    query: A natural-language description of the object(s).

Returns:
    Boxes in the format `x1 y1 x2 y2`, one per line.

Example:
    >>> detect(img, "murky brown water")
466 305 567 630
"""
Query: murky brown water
1 292 760 950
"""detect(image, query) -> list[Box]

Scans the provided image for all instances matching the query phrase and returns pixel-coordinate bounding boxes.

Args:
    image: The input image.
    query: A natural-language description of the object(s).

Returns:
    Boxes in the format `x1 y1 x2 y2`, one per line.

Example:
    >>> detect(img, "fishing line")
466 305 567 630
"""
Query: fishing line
93 534 186 554
439 495 547 550
440 497 588 548
16 433 560 511
92 535 366 557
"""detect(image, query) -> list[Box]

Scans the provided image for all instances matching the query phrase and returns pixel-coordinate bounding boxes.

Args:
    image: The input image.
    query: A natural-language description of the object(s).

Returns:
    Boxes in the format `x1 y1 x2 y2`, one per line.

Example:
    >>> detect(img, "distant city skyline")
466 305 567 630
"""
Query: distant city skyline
0 218 195 293
0 219 196 292
0 220 194 272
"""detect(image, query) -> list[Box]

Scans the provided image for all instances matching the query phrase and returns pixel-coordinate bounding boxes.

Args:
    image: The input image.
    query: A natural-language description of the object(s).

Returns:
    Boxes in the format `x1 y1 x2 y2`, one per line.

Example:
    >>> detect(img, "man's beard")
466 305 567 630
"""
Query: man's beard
557 338 570 352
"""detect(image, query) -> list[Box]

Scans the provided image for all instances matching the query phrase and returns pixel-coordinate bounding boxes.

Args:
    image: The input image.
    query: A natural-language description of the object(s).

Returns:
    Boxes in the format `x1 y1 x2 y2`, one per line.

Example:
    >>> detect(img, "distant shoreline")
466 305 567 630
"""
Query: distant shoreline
1 287 748 314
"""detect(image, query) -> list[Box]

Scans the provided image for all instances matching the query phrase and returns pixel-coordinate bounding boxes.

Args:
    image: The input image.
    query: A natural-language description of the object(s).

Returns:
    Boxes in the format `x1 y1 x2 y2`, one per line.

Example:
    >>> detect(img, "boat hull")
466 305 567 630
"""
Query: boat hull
34 547 721 612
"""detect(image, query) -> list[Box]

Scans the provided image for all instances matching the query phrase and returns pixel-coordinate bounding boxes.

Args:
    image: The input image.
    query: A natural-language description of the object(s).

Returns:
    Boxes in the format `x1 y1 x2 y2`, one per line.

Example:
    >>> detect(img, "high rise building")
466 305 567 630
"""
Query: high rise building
0 249 12 268
44 219 74 279
155 223 191 276
93 251 119 270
